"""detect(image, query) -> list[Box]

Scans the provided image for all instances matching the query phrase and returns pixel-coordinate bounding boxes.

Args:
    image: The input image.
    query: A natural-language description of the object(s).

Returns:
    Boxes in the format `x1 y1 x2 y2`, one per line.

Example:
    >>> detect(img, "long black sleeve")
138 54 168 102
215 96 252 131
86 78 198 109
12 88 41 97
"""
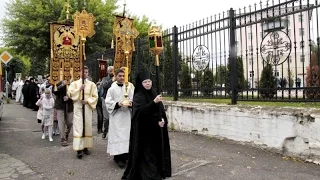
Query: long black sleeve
133 92 156 114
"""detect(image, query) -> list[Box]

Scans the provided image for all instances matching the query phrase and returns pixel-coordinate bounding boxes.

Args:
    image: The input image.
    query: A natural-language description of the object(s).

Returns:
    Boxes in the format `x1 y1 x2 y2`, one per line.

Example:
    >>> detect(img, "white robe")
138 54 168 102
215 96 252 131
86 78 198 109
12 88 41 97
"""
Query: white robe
105 82 134 156
16 81 24 103
68 79 98 151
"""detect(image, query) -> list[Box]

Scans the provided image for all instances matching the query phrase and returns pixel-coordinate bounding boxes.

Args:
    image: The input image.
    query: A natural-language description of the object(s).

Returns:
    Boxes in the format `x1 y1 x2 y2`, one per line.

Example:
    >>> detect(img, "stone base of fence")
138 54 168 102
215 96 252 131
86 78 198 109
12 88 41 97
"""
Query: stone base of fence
164 101 320 163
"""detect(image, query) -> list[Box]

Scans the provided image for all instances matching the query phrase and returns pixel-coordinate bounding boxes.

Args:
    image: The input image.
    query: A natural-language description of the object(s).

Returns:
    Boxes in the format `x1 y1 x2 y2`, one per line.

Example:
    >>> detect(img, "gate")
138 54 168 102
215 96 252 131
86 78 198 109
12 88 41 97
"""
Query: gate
132 0 320 103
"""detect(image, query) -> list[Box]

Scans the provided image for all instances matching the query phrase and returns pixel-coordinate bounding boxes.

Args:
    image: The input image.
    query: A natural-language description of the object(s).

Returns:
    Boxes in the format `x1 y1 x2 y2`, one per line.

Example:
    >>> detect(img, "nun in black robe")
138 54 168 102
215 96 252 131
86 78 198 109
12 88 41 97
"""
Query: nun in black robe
122 71 171 180
28 78 39 110
22 80 30 107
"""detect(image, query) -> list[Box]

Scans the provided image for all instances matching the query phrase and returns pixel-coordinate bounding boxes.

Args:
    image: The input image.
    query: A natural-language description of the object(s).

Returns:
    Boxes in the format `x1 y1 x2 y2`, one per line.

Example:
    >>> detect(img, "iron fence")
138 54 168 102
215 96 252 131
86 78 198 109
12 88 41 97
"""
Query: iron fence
131 0 320 103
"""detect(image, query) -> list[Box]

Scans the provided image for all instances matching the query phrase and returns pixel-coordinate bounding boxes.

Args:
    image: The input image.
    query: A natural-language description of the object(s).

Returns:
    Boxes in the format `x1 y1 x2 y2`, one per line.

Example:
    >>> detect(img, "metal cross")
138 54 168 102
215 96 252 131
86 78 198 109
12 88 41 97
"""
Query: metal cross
118 18 139 52
261 32 291 65
65 0 71 20
119 19 139 38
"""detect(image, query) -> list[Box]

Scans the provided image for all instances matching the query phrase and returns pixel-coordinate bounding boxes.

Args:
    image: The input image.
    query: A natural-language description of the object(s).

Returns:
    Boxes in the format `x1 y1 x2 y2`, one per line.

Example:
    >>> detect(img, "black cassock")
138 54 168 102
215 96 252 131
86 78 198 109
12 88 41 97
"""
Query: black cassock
122 90 172 180
22 83 29 107
28 82 39 110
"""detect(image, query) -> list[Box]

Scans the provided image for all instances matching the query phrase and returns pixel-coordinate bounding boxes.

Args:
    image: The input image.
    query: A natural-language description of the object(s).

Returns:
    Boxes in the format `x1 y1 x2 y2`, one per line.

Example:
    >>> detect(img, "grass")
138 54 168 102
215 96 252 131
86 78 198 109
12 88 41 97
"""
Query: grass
163 97 320 108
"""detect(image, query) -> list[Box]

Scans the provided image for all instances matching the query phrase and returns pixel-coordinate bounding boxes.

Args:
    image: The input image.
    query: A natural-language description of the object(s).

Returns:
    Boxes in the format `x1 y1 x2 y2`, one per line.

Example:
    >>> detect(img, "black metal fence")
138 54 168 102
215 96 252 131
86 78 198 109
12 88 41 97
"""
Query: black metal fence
132 0 320 103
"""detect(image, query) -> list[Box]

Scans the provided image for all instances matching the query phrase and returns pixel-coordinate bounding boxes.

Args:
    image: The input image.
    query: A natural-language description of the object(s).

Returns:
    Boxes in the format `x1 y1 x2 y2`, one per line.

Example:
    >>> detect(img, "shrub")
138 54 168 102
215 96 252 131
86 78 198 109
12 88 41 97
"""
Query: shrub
306 53 320 99
180 63 192 96
201 68 214 96
259 64 276 99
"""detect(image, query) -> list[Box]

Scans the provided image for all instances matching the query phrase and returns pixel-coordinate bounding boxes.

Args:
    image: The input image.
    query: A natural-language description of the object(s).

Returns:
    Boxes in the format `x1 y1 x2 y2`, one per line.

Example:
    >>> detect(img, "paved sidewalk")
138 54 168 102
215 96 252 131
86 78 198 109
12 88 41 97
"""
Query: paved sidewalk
0 154 43 180
0 102 320 180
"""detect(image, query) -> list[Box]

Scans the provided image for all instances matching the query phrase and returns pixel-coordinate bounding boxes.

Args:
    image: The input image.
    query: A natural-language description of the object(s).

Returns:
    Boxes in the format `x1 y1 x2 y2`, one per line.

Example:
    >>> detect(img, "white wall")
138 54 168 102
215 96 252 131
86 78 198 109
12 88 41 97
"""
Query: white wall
165 101 320 163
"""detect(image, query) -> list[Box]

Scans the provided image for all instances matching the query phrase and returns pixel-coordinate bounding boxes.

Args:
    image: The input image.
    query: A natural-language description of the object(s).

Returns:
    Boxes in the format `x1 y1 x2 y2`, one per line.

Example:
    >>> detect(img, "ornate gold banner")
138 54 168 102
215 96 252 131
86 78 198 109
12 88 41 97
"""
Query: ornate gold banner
113 16 139 73
50 23 82 85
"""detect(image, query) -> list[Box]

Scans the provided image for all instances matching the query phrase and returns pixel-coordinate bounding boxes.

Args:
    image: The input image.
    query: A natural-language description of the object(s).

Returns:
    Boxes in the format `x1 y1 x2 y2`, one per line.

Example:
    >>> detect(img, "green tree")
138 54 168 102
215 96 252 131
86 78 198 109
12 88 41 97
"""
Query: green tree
259 64 276 99
0 48 30 82
180 63 192 96
201 68 214 96
226 56 246 93
287 69 294 88
159 30 182 95
2 0 118 76
215 65 228 85
132 15 154 38
306 52 320 99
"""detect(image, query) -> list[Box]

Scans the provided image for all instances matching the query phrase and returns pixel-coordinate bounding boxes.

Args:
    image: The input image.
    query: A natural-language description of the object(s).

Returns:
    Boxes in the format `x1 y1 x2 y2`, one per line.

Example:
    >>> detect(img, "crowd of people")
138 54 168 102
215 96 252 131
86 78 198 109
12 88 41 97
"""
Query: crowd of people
9 66 172 180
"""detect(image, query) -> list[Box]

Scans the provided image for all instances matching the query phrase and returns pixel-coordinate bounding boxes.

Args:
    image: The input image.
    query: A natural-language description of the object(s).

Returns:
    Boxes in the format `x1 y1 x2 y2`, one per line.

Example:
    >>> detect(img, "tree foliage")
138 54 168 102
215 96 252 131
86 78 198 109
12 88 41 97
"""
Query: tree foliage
201 68 214 96
259 64 276 99
1 0 119 76
287 69 294 88
180 63 192 96
306 52 320 99
2 0 155 78
0 48 29 83
226 56 246 93
215 65 227 85
131 15 154 38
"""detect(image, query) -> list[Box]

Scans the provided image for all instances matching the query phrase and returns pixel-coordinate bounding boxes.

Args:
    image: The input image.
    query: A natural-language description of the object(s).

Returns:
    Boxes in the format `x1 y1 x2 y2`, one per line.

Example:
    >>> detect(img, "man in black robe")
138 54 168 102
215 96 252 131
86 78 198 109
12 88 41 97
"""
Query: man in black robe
122 71 171 180
22 80 30 107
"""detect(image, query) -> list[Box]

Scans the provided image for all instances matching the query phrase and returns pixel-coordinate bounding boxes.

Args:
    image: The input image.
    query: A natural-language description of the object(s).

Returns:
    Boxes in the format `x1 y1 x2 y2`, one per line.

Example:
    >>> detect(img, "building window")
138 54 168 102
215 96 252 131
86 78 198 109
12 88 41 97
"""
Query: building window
299 28 304 36
248 33 252 40
288 56 292 63
248 45 253 52
300 55 305 62
274 70 279 77
298 14 303 22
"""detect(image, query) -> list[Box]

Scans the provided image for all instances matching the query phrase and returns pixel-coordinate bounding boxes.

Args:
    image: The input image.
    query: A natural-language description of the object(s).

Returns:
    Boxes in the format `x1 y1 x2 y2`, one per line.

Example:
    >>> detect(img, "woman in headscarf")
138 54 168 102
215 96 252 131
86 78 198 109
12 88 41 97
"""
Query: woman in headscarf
122 71 171 180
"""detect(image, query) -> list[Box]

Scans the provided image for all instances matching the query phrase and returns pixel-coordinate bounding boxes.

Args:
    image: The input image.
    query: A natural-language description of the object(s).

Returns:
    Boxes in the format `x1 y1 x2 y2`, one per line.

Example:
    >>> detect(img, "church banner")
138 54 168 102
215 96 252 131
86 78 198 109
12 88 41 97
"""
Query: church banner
113 16 136 73
49 23 82 87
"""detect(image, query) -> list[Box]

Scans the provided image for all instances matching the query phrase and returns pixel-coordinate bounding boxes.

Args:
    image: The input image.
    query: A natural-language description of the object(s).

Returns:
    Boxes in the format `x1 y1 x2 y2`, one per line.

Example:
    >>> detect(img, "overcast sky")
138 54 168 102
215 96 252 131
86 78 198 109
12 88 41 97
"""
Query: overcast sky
118 0 259 29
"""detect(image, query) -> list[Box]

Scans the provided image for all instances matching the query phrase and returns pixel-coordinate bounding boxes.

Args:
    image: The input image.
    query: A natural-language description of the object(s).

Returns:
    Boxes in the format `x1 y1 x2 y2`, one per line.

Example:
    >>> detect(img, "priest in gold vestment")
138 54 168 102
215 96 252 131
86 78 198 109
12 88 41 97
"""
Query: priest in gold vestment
68 66 98 159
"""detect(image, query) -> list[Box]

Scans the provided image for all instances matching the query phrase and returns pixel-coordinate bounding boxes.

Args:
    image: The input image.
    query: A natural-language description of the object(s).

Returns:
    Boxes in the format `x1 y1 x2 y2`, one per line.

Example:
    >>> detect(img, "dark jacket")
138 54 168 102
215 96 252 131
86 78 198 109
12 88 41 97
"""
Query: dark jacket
100 75 113 98
53 82 73 112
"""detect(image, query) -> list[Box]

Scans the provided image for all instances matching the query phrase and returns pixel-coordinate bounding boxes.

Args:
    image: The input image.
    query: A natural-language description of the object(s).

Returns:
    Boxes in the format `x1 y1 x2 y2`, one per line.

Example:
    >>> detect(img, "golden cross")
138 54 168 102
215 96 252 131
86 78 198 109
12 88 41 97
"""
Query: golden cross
65 0 71 20
118 18 139 53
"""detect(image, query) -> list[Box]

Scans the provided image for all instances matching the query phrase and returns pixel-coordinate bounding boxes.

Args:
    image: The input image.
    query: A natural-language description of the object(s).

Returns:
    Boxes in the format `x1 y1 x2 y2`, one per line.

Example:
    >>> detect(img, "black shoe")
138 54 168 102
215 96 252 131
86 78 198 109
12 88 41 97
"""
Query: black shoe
102 133 106 138
77 151 83 159
117 161 126 168
83 148 90 155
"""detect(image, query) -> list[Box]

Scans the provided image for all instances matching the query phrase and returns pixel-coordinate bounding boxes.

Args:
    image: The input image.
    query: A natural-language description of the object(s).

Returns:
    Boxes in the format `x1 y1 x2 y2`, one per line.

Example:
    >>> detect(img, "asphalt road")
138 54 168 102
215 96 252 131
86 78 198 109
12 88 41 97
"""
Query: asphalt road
1 102 320 180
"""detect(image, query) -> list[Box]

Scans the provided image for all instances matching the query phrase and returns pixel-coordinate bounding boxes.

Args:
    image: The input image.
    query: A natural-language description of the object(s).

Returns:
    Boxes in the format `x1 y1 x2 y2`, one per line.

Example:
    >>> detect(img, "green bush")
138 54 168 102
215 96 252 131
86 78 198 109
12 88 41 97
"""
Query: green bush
180 63 192 96
201 68 214 96
259 64 276 99
226 56 246 93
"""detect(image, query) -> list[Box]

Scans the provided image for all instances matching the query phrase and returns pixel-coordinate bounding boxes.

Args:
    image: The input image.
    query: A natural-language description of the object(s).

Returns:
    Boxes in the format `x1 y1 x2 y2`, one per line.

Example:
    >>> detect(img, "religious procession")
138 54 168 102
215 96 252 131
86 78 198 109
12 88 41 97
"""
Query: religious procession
4 1 172 180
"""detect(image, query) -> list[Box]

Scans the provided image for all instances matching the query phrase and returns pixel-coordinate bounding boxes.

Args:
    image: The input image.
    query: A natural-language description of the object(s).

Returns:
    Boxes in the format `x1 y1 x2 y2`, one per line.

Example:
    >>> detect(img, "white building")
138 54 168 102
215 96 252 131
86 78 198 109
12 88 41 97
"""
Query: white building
236 5 313 88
